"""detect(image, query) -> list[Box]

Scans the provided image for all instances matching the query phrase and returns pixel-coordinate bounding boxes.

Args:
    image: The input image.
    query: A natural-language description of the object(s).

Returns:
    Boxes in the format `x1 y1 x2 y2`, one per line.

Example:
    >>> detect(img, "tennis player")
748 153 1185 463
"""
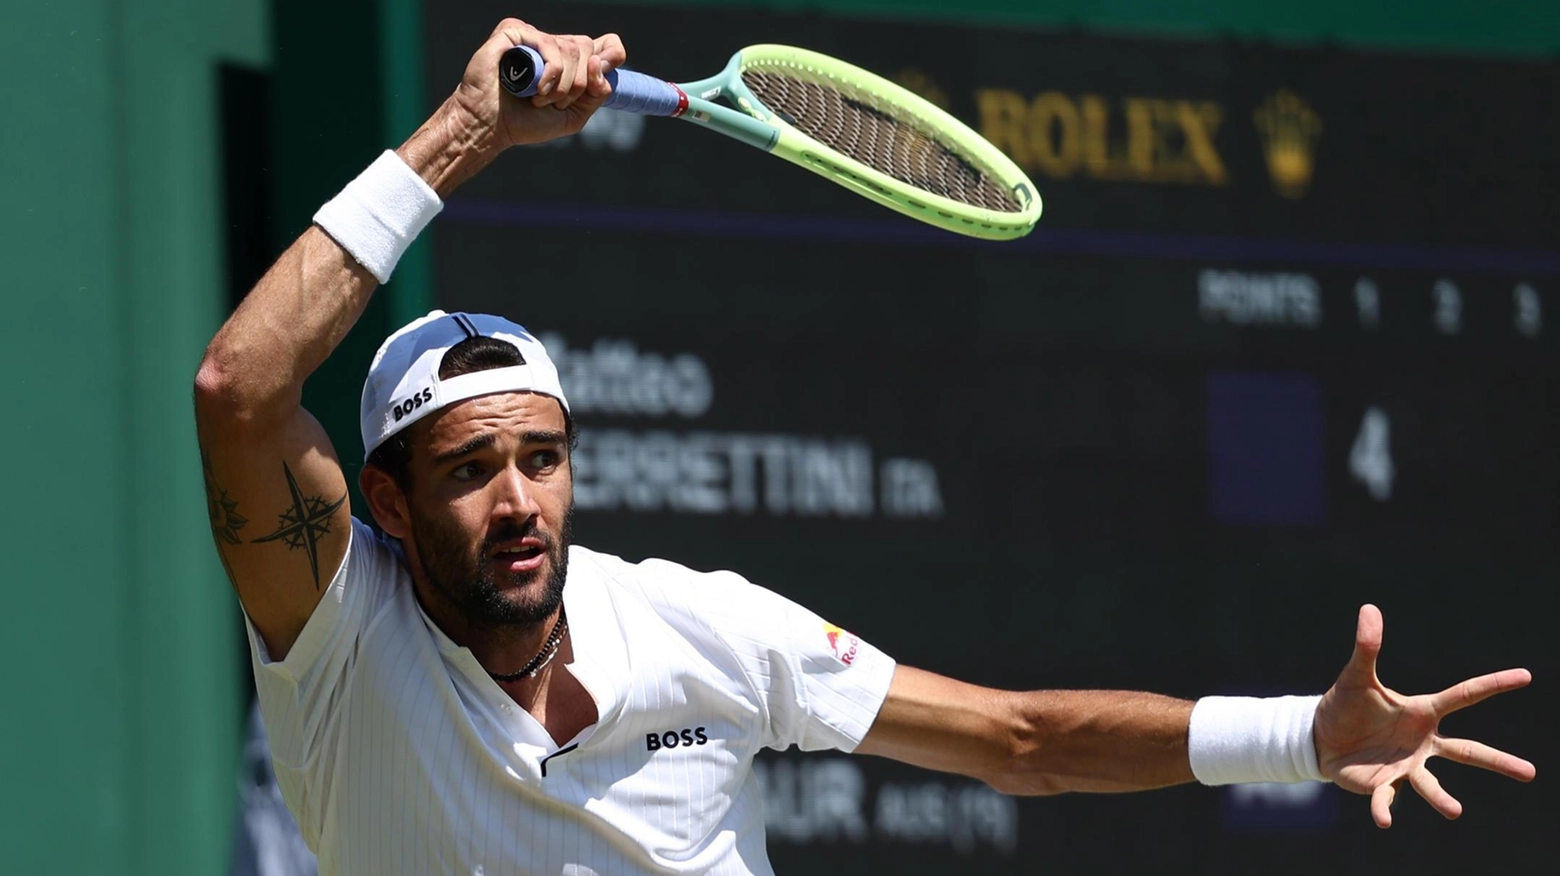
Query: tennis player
195 19 1534 876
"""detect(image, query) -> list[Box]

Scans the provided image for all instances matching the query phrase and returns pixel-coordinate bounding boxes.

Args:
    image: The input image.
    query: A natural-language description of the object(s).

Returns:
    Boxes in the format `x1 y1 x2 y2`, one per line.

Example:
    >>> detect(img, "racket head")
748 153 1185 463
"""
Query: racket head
721 45 1041 240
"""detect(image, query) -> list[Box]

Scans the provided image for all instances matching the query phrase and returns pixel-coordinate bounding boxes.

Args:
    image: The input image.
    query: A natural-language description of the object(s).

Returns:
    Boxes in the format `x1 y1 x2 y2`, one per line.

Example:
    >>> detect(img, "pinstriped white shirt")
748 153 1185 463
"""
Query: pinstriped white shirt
246 518 896 876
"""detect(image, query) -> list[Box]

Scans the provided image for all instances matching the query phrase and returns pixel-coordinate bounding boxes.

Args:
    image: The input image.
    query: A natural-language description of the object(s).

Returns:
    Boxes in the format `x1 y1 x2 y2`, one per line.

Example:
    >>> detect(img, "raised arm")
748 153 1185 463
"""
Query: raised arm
193 19 624 659
856 605 1534 824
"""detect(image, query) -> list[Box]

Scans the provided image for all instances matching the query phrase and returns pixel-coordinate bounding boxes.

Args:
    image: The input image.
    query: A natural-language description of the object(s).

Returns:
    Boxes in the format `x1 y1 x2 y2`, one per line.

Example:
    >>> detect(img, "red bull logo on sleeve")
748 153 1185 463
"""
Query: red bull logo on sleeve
823 622 859 666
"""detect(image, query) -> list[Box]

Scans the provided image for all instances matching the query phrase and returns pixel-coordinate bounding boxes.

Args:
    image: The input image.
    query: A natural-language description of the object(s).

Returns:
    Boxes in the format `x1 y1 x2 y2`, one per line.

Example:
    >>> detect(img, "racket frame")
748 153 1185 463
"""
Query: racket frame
504 43 1041 238
681 45 1040 239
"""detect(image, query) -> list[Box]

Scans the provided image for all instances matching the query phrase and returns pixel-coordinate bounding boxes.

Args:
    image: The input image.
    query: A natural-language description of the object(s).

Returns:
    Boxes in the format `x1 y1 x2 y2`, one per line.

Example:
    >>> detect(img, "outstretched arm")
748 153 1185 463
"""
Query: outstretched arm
856 605 1534 822
193 19 625 659
855 667 1194 795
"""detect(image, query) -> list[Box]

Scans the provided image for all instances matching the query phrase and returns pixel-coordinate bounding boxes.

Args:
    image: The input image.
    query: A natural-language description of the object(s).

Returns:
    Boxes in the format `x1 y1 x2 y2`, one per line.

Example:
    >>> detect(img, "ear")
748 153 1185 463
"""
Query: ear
359 464 411 539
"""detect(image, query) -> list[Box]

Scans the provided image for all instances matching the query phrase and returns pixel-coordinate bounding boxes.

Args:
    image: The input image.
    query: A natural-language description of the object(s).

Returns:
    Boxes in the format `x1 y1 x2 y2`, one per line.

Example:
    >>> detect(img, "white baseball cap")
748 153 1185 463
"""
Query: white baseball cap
360 310 570 459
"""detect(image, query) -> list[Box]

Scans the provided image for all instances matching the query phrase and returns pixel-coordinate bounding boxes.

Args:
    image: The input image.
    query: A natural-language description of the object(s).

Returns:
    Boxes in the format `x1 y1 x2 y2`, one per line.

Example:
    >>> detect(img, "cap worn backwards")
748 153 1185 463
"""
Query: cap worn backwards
359 310 570 460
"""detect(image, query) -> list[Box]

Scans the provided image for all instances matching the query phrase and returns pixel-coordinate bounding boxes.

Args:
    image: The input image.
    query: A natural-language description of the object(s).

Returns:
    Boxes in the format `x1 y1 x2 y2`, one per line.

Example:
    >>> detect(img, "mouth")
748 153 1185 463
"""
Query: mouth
489 537 547 573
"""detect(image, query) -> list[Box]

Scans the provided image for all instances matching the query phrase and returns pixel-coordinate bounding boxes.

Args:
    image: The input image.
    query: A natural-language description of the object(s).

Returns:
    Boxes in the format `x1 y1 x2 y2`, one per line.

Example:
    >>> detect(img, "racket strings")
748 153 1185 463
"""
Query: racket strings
742 69 1020 213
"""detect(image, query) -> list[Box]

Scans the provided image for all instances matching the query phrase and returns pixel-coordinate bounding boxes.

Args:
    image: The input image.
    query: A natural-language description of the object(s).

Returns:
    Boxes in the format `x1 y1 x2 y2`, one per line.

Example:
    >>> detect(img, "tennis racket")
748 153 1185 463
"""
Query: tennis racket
499 44 1041 239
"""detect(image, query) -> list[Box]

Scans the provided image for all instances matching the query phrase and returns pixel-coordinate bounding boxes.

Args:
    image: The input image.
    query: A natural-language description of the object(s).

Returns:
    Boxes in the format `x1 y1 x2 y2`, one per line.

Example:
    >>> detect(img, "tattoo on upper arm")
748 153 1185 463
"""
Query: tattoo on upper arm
252 461 348 589
202 449 247 581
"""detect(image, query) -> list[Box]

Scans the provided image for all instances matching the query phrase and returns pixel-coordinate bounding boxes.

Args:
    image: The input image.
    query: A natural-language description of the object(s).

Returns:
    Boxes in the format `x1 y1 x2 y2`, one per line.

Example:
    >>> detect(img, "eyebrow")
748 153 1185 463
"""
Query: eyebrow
432 434 495 466
430 430 567 466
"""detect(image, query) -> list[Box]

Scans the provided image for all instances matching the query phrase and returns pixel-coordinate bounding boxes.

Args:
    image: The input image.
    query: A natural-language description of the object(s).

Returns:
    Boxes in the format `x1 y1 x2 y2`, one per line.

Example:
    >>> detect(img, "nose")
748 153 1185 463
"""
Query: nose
489 461 540 522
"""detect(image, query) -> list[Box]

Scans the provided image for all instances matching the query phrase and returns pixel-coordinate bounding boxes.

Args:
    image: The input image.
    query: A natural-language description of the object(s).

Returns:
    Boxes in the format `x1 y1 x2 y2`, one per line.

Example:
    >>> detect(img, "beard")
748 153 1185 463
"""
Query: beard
409 502 574 631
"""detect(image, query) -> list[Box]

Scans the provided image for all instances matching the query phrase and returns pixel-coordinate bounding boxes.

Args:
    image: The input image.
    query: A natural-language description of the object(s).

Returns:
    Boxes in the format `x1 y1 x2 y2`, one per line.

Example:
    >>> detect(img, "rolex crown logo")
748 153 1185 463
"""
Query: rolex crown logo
1253 90 1322 199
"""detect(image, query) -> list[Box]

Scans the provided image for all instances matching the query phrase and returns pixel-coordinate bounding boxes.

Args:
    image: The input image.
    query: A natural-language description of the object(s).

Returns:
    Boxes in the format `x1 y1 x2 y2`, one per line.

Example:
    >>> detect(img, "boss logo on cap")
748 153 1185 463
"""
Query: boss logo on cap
392 387 434 422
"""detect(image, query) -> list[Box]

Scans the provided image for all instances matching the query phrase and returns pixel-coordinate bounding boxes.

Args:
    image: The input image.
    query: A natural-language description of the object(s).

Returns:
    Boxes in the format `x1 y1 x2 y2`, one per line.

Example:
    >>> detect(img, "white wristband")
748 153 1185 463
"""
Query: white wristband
312 150 443 284
1188 695 1328 785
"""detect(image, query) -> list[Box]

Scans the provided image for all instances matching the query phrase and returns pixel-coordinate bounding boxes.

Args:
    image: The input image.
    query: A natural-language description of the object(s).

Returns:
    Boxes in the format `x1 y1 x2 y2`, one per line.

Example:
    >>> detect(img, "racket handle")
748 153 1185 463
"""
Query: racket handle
499 45 687 117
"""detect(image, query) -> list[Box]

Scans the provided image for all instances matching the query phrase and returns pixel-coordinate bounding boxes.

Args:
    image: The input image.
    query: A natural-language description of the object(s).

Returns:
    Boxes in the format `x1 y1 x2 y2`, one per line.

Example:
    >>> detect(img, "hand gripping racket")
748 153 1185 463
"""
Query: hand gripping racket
500 44 1041 239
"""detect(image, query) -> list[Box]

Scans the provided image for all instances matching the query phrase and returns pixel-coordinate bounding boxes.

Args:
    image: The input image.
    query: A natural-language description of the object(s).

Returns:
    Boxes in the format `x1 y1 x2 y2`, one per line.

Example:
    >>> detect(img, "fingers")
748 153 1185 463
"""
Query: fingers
1408 767 1463 820
484 18 561 101
1370 781 1397 829
593 32 626 71
554 37 587 109
580 37 621 101
566 38 595 107
1430 668 1533 717
532 34 574 106
486 20 603 110
1340 603 1384 686
533 34 599 110
1437 736 1538 782
585 55 614 100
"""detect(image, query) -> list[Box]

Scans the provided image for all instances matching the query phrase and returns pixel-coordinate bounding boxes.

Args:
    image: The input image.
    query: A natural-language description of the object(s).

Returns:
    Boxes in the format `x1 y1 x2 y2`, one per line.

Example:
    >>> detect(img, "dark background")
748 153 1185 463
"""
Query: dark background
424 2 1555 872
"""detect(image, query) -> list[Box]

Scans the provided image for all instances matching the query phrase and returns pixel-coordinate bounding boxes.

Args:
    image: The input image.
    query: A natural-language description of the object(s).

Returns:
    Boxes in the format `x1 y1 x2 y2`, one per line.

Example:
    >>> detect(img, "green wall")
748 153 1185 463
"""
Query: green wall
0 0 266 872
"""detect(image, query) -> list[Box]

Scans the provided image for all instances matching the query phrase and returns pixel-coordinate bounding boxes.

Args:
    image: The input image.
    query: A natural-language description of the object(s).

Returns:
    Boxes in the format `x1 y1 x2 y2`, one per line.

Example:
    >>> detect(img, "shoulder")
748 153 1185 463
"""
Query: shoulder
565 545 828 664
567 545 735 589
345 516 408 582
567 545 779 622
321 516 411 630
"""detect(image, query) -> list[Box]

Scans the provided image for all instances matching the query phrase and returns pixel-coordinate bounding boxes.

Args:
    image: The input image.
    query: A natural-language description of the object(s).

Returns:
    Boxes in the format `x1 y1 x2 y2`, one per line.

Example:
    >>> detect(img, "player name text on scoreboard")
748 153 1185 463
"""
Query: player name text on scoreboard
543 333 946 520
755 756 1018 855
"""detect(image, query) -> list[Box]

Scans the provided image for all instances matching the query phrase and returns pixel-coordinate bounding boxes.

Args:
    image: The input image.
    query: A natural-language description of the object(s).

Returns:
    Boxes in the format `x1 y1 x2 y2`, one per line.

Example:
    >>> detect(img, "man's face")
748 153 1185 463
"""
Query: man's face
402 391 574 629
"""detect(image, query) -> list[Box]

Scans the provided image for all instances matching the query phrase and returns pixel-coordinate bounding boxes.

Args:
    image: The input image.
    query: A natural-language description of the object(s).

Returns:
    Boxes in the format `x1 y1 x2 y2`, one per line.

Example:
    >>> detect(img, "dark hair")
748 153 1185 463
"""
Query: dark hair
366 335 577 488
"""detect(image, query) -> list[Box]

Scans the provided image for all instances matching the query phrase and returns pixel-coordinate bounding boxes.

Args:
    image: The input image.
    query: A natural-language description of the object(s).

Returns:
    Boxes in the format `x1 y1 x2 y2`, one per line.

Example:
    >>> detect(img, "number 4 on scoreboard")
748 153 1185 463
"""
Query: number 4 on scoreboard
1350 406 1395 501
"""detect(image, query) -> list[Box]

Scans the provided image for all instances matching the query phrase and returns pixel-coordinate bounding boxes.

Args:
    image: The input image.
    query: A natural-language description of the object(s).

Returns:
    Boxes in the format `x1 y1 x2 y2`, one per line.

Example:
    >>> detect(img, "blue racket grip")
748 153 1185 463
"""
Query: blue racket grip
499 45 687 116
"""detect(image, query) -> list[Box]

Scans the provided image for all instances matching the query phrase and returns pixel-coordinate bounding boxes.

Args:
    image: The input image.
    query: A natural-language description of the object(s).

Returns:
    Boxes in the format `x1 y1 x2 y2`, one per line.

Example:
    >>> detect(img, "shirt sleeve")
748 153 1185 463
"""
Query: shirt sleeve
243 517 397 770
637 560 897 754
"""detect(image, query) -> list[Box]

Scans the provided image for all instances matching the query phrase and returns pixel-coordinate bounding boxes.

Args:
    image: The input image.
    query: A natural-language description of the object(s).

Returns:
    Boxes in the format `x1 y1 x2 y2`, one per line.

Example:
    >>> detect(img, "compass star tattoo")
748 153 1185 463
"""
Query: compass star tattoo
254 461 347 589
201 450 248 545
201 449 247 581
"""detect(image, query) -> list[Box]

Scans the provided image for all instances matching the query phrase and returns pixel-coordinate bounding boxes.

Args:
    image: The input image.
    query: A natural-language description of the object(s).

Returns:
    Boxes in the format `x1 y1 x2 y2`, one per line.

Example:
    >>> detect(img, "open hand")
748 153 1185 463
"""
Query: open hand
1315 604 1534 827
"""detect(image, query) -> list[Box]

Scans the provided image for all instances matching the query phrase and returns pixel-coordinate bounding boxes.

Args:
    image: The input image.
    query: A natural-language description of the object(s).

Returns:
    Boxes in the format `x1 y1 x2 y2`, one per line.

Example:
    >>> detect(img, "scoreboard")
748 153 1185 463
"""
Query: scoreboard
421 2 1556 872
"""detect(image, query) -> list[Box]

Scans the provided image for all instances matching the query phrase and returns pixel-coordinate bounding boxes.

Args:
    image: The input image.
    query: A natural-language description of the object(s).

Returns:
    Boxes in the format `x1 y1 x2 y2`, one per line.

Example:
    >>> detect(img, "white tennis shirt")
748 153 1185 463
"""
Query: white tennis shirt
247 518 896 876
